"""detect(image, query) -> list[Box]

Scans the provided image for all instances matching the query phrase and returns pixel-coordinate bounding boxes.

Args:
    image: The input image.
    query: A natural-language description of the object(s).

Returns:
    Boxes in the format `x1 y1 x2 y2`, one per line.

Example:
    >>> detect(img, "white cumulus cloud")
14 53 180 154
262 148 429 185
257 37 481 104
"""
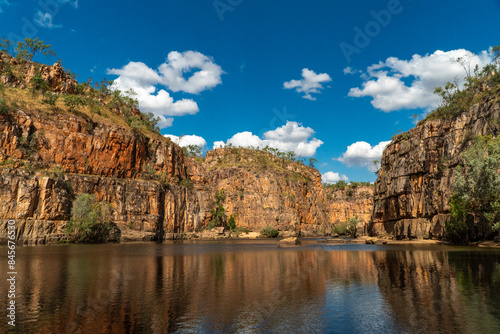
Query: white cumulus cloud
348 49 493 112
214 121 323 157
337 140 391 171
158 51 224 94
34 11 62 28
343 66 356 75
284 68 332 100
212 141 225 149
164 134 207 149
322 172 348 184
227 131 264 149
108 52 223 129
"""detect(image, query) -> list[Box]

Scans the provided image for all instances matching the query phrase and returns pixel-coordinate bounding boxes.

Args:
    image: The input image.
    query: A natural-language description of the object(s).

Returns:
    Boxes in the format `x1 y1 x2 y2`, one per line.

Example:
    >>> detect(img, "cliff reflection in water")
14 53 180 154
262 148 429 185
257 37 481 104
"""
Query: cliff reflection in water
1 241 500 333
374 249 500 333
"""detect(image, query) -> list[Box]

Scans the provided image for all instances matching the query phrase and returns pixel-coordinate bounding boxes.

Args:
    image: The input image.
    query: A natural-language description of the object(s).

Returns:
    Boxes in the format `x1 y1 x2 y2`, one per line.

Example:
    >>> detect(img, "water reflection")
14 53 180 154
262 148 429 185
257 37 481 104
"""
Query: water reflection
0 242 499 333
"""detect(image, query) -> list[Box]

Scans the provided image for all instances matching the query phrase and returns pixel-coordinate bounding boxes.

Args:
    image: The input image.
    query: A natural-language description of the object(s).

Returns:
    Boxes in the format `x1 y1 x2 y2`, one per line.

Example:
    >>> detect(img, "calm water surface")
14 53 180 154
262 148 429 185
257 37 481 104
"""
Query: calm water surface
1 239 500 333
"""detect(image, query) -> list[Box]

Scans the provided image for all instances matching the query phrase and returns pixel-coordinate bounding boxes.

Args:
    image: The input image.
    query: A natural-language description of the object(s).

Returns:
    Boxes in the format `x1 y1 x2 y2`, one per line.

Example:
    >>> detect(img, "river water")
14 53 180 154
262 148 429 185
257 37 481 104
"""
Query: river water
1 239 500 333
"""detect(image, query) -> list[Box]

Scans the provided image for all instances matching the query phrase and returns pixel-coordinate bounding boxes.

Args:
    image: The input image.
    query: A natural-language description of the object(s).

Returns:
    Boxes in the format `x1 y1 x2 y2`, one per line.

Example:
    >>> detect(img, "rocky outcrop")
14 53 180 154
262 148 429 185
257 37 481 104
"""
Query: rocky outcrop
185 148 331 236
0 56 375 243
0 106 376 244
0 109 187 179
0 52 77 93
324 185 373 230
0 104 200 244
277 237 301 247
0 170 203 244
0 109 340 243
371 98 500 239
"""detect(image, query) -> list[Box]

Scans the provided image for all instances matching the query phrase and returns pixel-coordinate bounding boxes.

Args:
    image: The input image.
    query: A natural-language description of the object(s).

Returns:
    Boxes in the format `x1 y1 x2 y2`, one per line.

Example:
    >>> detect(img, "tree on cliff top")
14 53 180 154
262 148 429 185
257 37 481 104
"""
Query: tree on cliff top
17 38 55 61
427 45 500 121
182 144 202 157
1 37 55 61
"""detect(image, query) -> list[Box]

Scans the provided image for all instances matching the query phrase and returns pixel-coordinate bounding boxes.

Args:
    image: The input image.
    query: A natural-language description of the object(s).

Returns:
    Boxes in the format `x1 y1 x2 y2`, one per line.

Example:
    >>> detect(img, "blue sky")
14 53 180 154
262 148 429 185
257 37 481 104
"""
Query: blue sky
1 0 499 182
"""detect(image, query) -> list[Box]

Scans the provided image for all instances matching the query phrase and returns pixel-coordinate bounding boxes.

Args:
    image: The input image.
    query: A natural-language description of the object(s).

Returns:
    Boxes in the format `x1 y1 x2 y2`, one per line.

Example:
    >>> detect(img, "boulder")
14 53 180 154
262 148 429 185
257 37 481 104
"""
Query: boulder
277 237 301 247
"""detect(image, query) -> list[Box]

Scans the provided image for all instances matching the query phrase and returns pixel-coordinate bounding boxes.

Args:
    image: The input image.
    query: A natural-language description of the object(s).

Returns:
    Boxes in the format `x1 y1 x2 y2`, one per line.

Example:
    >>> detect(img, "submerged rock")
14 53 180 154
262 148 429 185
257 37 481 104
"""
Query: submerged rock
277 237 301 247
318 238 346 244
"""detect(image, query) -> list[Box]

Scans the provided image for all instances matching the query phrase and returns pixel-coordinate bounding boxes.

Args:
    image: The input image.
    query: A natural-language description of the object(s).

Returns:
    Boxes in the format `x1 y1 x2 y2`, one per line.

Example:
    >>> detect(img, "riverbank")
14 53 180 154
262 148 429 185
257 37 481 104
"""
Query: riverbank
5 225 500 248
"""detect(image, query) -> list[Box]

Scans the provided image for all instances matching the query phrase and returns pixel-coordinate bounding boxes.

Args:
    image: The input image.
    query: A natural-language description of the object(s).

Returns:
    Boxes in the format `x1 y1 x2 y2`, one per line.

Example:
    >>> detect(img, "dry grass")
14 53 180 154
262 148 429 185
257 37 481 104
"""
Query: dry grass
0 85 166 141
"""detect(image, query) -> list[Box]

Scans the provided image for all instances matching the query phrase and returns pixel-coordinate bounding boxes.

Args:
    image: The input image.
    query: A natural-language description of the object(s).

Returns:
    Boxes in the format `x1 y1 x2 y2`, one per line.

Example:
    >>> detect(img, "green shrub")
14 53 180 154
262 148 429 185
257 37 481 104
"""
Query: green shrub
142 164 156 180
446 194 471 244
44 92 59 106
205 220 217 230
323 180 347 190
260 226 279 238
48 165 65 180
23 161 34 174
446 135 500 243
333 217 358 236
227 215 236 231
66 193 114 243
30 74 49 96
208 189 227 228
179 178 194 190
0 98 8 115
235 227 250 233
74 83 85 95
333 222 348 235
64 95 86 111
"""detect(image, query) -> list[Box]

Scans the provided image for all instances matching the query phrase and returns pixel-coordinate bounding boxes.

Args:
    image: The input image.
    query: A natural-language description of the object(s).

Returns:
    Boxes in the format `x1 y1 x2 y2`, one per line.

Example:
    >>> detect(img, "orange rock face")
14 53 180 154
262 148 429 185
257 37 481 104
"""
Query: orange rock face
185 148 333 236
0 57 374 243
0 107 375 243
324 186 374 225
0 53 77 92
371 99 500 239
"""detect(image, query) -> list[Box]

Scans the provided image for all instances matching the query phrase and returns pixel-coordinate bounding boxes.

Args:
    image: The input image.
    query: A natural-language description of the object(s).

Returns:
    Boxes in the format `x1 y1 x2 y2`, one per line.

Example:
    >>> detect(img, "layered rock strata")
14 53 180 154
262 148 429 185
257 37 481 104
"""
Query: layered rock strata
371 98 500 239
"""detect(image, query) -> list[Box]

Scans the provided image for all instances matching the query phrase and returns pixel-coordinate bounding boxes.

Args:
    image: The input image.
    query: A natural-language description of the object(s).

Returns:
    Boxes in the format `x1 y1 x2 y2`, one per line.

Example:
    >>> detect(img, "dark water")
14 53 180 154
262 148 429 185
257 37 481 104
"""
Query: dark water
1 240 500 334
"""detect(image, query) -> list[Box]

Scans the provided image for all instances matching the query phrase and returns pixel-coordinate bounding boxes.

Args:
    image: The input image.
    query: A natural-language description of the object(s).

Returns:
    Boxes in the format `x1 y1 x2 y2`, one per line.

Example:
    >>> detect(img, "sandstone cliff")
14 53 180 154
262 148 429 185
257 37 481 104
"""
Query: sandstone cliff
371 94 500 239
324 185 373 225
0 55 373 244
185 148 331 236
0 107 203 244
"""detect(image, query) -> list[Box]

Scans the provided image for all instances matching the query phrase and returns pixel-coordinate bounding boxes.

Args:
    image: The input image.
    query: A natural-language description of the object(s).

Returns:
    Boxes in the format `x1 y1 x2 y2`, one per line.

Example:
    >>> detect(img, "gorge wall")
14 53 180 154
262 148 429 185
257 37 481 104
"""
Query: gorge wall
0 109 373 244
0 108 202 244
0 56 373 244
370 97 500 239
0 109 371 244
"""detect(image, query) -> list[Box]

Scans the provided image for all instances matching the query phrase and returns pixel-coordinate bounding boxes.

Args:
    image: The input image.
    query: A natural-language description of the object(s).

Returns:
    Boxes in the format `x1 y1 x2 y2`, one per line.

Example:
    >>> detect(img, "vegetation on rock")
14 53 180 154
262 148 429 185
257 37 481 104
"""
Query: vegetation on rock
260 226 279 238
323 181 373 201
446 135 500 244
426 46 500 122
66 193 115 243
0 37 161 139
333 216 358 237
207 189 228 230
182 144 203 157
